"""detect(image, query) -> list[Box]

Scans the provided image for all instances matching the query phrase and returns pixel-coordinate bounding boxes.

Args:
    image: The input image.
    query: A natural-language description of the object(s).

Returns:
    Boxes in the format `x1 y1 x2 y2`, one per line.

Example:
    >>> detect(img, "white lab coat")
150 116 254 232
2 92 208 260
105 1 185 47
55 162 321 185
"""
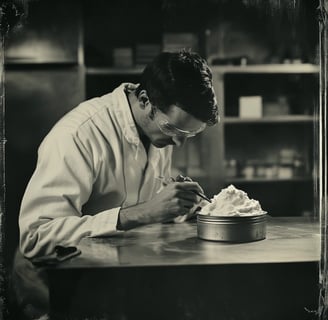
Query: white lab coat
19 83 173 258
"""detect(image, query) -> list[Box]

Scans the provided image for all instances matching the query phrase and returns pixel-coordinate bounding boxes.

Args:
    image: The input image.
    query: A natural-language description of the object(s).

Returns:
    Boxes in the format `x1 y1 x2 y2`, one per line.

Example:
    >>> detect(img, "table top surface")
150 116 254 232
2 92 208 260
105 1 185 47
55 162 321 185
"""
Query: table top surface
56 217 320 269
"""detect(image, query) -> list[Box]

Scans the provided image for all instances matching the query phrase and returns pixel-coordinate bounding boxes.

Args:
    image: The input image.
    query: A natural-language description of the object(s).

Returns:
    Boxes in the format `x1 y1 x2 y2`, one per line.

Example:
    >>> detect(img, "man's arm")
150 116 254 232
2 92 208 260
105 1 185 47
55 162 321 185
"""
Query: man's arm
19 130 122 258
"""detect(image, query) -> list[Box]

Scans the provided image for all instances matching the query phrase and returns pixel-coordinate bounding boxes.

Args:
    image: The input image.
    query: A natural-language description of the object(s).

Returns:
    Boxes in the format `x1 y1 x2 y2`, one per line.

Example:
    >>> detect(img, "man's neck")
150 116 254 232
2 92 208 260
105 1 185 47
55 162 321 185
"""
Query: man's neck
126 90 151 153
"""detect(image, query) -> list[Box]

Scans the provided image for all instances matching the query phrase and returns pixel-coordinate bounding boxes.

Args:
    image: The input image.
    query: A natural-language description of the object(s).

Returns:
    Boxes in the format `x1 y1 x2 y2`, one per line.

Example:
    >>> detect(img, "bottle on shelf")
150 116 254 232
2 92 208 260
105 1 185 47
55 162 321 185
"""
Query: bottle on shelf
277 148 296 179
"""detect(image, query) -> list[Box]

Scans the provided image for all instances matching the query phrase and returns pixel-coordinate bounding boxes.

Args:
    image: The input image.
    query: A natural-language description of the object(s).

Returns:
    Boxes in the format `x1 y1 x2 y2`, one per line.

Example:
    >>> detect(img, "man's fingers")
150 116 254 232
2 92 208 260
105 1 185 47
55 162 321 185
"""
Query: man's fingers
175 175 193 182
175 174 185 182
179 200 193 212
162 177 175 186
177 190 199 203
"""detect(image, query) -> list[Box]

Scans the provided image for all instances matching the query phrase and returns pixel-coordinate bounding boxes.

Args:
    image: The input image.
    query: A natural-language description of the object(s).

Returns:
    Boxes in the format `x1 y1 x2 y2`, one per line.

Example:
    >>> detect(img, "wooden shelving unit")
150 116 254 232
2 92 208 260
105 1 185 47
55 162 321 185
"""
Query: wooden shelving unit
211 63 319 215
210 64 320 74
224 115 316 124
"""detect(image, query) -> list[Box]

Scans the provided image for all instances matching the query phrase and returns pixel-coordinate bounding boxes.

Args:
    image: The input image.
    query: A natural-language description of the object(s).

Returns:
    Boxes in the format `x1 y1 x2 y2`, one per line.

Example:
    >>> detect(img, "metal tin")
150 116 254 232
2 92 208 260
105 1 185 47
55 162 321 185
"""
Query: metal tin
197 214 267 242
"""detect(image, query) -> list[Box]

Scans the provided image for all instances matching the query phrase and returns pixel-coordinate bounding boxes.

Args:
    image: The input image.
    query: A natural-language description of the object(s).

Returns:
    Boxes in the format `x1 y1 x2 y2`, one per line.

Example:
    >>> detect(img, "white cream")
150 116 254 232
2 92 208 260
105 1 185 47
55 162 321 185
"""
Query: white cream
200 185 266 217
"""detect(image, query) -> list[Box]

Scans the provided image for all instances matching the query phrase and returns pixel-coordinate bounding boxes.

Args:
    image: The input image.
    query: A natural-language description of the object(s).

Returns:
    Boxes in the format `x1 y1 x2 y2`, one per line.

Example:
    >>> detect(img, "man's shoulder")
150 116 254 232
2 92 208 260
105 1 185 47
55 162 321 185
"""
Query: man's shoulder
39 91 122 149
39 84 131 152
51 92 115 132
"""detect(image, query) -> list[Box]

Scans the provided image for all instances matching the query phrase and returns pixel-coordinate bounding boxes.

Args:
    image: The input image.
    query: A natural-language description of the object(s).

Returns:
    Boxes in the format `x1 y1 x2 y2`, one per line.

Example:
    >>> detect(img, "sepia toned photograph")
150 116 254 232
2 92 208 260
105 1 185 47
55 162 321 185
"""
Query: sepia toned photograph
0 0 327 319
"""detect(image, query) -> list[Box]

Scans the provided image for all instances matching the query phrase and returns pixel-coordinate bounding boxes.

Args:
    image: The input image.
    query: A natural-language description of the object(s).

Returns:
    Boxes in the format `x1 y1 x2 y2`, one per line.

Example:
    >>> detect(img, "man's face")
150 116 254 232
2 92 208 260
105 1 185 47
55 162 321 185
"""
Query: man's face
144 104 206 148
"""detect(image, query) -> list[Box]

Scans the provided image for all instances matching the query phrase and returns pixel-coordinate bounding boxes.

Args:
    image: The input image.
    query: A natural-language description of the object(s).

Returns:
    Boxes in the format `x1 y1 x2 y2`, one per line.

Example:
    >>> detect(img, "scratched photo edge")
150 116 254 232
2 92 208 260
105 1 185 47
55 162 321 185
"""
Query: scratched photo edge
0 0 327 319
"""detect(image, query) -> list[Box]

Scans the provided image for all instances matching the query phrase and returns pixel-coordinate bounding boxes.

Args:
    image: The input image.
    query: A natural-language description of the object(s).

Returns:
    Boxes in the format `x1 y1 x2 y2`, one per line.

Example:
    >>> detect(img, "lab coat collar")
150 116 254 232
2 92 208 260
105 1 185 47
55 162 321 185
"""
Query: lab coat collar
112 83 141 146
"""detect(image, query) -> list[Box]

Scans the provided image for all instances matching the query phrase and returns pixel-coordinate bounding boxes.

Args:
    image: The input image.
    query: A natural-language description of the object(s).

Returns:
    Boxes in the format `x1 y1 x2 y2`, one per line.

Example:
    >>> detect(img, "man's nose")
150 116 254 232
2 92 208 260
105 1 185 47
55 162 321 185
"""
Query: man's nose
172 136 187 147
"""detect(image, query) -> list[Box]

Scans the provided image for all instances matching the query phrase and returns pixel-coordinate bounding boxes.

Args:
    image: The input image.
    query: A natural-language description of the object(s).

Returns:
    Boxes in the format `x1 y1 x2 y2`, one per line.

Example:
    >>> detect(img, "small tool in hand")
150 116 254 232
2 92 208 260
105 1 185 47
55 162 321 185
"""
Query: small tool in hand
157 175 212 203
192 190 212 203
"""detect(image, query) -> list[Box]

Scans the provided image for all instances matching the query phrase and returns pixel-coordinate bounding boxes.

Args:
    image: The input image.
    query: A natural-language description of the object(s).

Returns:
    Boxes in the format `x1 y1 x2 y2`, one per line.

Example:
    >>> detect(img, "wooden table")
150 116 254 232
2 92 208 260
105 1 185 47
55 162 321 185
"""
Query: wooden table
48 217 320 320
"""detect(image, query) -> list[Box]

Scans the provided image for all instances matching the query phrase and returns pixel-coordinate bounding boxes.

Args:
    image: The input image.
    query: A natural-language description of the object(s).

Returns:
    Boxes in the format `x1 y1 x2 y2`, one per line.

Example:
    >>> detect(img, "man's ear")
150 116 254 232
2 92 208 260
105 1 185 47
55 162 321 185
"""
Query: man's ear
137 90 149 109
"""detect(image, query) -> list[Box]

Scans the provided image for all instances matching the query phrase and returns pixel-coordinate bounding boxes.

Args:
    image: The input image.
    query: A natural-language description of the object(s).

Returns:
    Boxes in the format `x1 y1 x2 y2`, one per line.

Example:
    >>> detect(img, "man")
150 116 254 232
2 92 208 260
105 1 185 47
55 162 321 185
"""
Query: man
13 50 218 319
19 50 218 259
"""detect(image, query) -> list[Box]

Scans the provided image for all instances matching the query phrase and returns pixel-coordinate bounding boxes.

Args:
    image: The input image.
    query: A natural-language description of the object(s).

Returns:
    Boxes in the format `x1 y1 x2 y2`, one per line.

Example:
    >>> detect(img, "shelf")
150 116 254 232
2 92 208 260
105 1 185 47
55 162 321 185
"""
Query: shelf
86 67 144 75
225 177 313 184
4 63 81 71
210 63 319 74
87 64 320 76
86 64 320 76
224 115 316 124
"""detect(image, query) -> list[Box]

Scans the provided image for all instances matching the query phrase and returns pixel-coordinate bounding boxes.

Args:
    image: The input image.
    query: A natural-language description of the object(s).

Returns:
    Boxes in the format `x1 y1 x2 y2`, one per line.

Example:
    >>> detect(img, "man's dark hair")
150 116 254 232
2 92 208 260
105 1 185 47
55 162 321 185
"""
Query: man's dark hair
135 51 219 126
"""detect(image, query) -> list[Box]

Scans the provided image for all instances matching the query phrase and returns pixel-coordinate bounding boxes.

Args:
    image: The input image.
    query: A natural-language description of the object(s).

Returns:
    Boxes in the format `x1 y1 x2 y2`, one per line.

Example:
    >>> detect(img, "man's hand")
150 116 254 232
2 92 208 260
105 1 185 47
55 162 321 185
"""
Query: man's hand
144 180 203 222
173 175 204 222
117 180 203 230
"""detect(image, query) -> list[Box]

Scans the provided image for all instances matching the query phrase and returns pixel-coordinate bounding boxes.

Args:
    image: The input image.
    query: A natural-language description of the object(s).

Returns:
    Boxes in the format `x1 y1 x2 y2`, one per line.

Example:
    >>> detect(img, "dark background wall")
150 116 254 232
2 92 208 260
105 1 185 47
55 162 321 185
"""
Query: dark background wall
4 0 85 266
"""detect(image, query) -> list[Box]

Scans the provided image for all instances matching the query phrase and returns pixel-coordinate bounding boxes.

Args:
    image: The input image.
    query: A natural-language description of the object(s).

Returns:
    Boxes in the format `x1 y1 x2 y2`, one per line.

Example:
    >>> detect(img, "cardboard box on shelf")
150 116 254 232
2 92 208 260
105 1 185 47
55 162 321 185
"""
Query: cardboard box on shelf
239 96 263 118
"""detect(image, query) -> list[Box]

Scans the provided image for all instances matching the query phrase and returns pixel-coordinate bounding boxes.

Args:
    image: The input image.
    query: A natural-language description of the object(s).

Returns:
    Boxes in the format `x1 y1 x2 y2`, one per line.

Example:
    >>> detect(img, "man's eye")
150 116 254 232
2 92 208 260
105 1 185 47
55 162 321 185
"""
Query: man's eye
162 122 173 128
162 123 176 131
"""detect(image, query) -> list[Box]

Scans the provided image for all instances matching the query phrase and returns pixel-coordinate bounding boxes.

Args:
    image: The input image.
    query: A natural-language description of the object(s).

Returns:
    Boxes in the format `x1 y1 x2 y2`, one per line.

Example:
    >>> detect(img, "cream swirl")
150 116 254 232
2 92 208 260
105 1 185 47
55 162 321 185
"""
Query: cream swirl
200 185 266 217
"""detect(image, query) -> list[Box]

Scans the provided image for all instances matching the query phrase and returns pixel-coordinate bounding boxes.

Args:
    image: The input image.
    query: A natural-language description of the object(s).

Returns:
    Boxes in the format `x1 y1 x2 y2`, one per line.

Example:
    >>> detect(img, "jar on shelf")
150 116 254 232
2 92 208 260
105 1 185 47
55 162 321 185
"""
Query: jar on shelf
277 96 290 115
265 163 279 179
256 162 267 178
225 159 238 178
277 164 294 179
278 148 296 179
242 160 256 179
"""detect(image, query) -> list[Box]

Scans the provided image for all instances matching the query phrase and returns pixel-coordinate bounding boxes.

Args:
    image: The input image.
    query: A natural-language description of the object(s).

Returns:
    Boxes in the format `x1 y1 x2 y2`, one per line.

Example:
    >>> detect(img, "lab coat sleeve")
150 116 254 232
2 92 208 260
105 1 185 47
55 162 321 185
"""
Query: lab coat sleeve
19 129 122 258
